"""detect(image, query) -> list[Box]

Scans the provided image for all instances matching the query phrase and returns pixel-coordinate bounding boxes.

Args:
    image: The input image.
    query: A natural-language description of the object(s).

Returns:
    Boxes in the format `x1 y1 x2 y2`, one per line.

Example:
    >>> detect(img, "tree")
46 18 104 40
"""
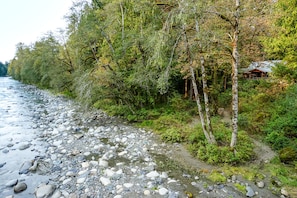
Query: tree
262 0 297 80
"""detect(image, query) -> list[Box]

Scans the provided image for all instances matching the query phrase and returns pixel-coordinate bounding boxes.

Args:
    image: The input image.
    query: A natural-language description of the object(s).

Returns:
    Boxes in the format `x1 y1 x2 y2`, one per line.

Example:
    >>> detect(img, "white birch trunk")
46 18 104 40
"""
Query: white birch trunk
230 0 240 148
189 66 212 144
200 56 217 144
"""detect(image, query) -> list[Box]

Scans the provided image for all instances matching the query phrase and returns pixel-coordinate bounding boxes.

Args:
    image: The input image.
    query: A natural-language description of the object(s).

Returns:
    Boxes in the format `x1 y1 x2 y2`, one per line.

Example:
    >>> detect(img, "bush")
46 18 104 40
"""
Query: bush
161 128 183 143
190 129 254 165
279 147 297 164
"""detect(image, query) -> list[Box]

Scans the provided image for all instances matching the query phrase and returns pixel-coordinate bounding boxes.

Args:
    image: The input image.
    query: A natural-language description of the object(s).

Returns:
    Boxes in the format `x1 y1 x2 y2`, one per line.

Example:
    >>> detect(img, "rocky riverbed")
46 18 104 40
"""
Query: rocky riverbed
0 77 284 198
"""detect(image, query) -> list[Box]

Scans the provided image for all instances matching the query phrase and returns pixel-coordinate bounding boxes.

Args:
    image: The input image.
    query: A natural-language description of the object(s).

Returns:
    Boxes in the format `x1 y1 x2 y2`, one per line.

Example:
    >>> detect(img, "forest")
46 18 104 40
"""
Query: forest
7 0 297 193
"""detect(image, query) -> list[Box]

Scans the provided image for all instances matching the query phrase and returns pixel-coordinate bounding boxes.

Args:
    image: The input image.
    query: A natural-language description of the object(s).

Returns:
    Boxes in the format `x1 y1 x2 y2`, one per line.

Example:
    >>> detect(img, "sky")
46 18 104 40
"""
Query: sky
0 0 74 63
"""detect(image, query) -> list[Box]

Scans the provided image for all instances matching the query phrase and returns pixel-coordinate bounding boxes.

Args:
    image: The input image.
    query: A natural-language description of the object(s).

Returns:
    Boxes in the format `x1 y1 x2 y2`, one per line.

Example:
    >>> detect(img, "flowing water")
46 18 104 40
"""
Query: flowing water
0 77 50 197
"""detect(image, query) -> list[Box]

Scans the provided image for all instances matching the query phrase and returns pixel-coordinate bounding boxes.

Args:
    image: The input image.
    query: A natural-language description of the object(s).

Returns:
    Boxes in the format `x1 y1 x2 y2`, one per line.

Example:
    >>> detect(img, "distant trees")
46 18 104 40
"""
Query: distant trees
0 61 8 76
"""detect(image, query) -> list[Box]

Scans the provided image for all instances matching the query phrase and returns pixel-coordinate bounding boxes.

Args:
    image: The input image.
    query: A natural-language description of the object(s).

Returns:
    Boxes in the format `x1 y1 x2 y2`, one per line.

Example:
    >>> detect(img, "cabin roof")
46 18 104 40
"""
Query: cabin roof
242 60 281 74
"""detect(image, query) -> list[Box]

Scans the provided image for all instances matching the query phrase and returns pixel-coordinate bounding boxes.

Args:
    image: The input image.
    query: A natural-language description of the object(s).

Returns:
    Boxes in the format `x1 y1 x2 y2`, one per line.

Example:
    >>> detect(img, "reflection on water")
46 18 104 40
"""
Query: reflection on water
0 77 49 197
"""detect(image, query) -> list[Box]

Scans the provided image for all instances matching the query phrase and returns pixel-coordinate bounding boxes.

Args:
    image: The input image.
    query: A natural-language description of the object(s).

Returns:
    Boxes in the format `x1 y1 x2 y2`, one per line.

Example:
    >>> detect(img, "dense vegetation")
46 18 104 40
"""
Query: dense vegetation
0 61 8 76
7 0 297 173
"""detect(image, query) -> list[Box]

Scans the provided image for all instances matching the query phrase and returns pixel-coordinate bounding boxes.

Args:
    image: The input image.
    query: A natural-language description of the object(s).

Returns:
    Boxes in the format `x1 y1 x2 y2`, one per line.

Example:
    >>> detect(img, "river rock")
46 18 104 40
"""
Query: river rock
256 181 265 188
100 177 111 186
246 186 255 197
35 184 56 198
2 149 9 153
18 143 31 150
281 188 289 197
146 171 159 179
0 162 6 168
14 182 27 193
19 160 33 174
159 187 169 195
5 179 18 187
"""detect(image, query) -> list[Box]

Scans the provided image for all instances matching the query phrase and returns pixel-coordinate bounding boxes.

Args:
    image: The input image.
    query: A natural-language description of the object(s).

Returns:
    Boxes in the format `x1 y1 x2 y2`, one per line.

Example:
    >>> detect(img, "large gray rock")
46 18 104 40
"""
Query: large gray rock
246 186 255 197
35 184 56 198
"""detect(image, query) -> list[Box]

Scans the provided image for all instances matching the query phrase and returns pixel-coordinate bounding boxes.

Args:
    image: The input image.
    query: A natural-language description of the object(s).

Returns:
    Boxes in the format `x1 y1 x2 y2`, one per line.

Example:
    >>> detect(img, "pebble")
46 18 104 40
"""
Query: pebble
146 171 159 179
159 187 169 195
100 177 111 186
14 182 27 193
18 143 31 150
144 190 151 195
256 181 265 188
123 183 133 188
281 188 289 197
77 177 86 184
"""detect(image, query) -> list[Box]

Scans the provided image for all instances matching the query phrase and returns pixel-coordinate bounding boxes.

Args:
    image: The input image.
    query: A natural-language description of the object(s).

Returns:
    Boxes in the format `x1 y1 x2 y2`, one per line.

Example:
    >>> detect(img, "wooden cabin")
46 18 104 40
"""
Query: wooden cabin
242 60 281 79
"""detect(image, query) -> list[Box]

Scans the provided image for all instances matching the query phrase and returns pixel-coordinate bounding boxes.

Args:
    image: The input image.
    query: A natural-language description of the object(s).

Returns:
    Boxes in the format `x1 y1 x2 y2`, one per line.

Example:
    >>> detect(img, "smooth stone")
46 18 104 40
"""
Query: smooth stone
18 143 31 150
123 183 133 188
246 186 255 197
81 162 89 168
5 179 18 187
51 190 62 198
35 184 56 198
281 188 289 197
100 177 111 186
146 171 159 178
2 149 9 153
159 188 169 196
66 171 76 177
14 182 27 193
99 159 108 167
7 143 14 147
62 178 72 185
77 177 86 184
144 190 151 196
105 169 115 177
256 181 265 188
114 195 122 198
19 161 33 174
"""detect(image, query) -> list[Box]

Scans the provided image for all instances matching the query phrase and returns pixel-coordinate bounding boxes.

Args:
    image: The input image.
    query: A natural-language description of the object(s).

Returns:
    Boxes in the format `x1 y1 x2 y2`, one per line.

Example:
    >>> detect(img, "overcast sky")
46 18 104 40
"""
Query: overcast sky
0 0 74 63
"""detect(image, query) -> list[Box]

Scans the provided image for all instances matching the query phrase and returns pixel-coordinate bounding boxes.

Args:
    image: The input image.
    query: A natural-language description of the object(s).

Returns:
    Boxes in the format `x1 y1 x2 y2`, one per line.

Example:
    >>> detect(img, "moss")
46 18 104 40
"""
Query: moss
234 183 246 194
207 171 227 183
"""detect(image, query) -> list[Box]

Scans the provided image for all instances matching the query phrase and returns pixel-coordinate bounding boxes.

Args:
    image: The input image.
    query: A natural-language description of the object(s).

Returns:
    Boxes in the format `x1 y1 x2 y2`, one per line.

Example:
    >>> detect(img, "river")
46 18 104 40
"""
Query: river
0 77 278 198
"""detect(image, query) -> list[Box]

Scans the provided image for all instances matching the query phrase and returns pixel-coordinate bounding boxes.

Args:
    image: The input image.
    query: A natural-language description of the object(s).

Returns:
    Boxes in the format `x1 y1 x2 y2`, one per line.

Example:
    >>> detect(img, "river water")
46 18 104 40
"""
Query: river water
0 77 278 198
0 77 50 197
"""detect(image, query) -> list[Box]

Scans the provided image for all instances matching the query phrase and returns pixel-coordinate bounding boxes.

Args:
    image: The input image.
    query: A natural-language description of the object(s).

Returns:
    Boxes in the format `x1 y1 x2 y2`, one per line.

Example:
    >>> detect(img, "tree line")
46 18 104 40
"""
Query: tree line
7 0 296 152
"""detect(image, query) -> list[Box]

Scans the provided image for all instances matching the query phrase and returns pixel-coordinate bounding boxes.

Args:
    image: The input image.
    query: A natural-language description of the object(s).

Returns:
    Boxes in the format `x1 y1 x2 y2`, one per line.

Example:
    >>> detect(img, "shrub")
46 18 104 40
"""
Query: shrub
192 130 254 165
279 147 297 164
161 128 183 143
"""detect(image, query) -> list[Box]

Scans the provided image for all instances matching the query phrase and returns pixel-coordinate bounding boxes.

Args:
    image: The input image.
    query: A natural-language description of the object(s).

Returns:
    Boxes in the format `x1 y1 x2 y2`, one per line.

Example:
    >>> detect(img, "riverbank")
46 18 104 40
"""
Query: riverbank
0 77 291 197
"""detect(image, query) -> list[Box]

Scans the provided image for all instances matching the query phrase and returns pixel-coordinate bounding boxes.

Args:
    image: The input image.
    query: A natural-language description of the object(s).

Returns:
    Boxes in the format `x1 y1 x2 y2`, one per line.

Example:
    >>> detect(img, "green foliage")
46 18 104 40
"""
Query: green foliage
207 171 227 183
279 147 297 164
161 128 183 143
262 0 297 81
187 120 254 164
234 183 246 194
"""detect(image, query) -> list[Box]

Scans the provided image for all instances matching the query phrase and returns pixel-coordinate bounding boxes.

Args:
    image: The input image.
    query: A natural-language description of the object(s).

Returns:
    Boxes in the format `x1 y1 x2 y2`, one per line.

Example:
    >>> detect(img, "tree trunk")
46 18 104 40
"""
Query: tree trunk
190 66 212 144
200 56 217 144
230 0 240 148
